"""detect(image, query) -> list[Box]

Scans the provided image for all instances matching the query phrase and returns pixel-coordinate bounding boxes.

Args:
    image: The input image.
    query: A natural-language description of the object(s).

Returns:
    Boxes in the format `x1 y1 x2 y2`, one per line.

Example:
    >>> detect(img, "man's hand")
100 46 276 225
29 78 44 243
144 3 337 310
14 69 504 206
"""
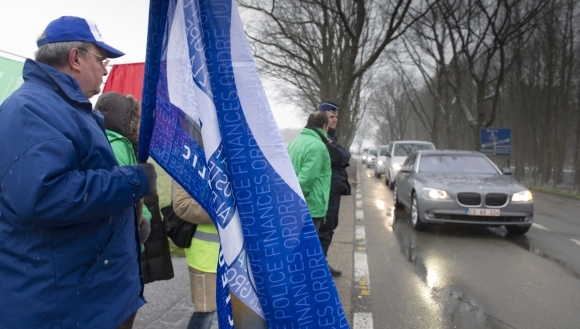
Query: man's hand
138 163 157 196
138 216 151 244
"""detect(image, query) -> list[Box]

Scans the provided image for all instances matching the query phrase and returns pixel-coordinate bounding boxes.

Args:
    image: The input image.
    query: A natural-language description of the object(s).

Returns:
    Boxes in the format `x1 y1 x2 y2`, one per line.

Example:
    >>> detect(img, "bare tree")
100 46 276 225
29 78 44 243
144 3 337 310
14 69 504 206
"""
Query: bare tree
397 3 459 148
368 73 411 142
239 0 435 147
353 118 370 153
437 0 547 148
574 79 580 189
367 70 435 144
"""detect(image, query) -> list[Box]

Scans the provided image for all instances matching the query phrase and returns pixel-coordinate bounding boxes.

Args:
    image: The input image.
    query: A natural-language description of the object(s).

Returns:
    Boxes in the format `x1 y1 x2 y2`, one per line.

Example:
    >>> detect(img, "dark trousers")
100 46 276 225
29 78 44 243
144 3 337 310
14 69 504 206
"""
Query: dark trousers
312 217 323 232
187 311 216 329
116 311 137 329
319 192 341 256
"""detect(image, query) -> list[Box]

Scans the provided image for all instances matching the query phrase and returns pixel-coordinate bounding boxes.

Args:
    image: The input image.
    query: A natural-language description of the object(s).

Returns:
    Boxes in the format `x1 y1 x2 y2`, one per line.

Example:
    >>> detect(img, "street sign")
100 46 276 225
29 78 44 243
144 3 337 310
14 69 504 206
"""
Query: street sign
480 128 511 156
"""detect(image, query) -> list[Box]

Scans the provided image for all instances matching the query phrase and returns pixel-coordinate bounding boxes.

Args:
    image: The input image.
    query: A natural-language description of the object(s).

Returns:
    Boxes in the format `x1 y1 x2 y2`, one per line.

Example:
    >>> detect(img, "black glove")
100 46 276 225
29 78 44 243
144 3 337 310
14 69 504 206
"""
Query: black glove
138 163 158 196
138 216 151 244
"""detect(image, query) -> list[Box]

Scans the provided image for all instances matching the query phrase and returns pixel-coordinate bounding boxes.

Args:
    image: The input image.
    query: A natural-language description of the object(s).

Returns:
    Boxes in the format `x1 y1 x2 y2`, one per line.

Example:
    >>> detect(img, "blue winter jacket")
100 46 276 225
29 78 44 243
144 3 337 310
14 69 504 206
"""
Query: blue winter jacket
0 60 150 328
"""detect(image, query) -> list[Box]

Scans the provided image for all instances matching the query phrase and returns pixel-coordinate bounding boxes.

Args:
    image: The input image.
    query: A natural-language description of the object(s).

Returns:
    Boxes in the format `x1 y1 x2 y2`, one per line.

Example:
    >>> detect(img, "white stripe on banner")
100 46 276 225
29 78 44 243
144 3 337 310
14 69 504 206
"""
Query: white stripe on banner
139 0 350 328
228 4 303 199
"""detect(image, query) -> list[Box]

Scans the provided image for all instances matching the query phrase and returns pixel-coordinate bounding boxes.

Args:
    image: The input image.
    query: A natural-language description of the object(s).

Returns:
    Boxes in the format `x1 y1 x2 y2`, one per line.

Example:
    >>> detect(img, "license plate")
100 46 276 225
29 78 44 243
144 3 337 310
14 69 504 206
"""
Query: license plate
465 208 500 216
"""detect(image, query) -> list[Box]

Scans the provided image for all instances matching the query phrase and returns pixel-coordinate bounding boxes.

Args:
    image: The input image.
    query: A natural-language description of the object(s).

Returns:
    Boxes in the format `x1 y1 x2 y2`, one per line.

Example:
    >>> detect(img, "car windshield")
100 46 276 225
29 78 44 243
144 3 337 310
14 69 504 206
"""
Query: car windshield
419 154 499 174
379 148 389 156
369 149 377 156
393 143 434 156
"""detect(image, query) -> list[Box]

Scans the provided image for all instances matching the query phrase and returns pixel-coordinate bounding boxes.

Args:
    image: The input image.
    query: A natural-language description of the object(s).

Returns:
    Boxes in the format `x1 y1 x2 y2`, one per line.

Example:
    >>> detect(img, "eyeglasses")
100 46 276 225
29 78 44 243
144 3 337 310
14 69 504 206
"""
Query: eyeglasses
78 47 110 67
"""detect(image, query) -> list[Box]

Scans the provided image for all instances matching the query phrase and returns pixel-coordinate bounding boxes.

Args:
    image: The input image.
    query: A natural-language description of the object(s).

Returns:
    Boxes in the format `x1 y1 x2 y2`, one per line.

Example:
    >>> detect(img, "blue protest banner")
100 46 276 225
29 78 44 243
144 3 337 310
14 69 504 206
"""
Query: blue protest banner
138 0 349 328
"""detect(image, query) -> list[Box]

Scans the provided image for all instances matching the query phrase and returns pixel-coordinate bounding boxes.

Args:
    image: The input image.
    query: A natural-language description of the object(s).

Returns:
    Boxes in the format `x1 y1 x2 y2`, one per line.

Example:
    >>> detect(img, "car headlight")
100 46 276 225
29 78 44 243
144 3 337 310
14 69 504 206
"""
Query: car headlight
422 187 450 200
512 190 533 202
362 155 367 159
392 163 402 171
378 160 384 165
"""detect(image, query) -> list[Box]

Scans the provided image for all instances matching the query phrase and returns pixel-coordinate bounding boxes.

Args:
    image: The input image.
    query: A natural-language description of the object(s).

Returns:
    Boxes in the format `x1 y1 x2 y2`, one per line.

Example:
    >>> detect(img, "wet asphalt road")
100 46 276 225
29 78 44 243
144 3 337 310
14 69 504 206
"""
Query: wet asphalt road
359 165 580 329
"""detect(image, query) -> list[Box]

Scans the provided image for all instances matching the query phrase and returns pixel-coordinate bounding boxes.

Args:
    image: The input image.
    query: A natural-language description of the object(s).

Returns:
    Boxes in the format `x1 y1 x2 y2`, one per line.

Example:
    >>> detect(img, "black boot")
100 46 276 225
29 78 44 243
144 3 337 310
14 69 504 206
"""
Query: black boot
328 264 342 277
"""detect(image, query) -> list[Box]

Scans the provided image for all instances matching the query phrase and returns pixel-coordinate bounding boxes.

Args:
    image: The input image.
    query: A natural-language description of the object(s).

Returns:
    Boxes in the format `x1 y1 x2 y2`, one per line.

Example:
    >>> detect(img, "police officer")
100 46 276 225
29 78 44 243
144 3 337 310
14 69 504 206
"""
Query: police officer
317 101 351 277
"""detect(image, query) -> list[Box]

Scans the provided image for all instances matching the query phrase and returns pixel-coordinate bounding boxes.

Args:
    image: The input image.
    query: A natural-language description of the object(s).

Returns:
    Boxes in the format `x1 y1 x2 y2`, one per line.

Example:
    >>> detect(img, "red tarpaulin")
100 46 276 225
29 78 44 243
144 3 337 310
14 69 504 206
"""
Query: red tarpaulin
102 63 145 101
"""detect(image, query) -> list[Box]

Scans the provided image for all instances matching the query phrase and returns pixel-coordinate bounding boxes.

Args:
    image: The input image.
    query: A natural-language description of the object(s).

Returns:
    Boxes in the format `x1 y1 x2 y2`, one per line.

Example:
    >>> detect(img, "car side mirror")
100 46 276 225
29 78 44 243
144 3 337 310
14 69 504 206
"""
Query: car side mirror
501 168 513 175
400 165 412 173
385 152 391 157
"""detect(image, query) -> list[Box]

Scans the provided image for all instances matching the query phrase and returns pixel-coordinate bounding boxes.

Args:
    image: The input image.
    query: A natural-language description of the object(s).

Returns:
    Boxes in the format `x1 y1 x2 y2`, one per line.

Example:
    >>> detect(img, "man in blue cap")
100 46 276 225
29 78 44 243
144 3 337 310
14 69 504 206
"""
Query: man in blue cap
0 16 157 328
318 101 352 277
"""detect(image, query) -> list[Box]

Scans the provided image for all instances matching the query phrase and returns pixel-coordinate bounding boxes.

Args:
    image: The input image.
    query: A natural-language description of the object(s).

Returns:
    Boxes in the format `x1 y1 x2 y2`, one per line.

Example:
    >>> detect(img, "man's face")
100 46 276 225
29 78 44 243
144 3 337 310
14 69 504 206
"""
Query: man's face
76 45 108 99
325 111 338 129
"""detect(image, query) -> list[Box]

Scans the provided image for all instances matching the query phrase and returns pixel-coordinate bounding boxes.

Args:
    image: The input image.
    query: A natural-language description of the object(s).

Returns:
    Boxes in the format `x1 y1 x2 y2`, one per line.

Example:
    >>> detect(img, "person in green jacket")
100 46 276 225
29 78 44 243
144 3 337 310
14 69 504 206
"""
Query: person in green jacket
95 91 152 329
287 111 332 231
95 92 152 238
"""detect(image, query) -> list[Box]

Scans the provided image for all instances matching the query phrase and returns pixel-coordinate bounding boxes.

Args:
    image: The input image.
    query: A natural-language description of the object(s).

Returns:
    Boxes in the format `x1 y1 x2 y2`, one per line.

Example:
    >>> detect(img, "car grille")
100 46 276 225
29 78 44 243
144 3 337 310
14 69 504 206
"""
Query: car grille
457 193 481 206
457 192 509 207
433 214 526 222
485 193 508 207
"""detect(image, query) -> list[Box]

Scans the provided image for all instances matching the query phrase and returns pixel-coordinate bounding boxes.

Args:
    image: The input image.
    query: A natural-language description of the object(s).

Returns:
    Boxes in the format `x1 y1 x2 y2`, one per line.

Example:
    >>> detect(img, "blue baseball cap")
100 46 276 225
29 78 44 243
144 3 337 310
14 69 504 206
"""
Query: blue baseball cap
319 101 339 114
37 16 124 58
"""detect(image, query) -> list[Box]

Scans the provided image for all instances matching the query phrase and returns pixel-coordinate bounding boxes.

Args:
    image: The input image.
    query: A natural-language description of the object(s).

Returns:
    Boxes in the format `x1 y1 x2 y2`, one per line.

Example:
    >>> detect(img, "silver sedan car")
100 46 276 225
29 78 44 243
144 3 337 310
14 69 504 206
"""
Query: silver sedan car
393 150 533 234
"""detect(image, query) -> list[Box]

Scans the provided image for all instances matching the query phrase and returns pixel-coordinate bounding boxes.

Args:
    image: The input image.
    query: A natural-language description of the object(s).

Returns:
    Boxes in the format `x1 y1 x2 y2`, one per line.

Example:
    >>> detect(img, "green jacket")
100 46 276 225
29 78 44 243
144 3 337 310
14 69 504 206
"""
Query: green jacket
107 130 152 221
287 127 331 218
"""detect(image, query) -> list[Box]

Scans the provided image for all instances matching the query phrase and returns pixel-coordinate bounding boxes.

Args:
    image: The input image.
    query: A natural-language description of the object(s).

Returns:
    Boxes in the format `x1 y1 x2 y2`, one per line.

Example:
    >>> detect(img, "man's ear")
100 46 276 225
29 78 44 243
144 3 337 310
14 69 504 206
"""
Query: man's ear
68 48 82 72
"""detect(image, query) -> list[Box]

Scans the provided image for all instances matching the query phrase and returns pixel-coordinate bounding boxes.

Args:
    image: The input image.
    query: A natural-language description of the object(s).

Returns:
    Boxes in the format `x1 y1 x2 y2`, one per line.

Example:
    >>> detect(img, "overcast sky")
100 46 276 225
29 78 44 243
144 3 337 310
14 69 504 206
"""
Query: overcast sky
0 0 304 129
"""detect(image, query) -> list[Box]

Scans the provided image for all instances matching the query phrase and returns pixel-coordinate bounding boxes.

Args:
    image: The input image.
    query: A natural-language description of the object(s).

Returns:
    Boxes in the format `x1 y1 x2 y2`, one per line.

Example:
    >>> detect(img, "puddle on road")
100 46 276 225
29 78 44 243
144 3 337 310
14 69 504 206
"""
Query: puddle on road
387 209 526 329
503 234 580 281
388 207 580 283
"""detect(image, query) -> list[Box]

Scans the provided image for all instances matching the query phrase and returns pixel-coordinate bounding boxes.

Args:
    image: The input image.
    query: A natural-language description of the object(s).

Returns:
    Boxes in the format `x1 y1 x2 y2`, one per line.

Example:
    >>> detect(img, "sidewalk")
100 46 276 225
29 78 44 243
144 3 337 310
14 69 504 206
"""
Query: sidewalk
134 164 357 328
133 257 218 329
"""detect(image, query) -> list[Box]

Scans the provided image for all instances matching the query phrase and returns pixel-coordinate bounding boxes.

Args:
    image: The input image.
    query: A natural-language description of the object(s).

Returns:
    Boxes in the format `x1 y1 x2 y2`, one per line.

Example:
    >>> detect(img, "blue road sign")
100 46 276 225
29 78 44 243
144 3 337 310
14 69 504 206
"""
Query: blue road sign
480 128 511 156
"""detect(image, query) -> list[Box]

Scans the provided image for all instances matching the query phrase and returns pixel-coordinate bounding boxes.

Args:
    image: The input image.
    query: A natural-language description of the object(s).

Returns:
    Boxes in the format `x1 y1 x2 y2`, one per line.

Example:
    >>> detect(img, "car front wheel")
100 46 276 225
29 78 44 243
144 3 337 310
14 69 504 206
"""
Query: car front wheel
393 185 404 209
411 193 426 230
505 224 531 235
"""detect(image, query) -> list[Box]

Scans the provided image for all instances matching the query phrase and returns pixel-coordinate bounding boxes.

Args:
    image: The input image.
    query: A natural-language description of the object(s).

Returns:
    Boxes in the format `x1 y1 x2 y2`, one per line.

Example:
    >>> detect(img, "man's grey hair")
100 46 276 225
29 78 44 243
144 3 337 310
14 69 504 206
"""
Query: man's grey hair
35 38 91 68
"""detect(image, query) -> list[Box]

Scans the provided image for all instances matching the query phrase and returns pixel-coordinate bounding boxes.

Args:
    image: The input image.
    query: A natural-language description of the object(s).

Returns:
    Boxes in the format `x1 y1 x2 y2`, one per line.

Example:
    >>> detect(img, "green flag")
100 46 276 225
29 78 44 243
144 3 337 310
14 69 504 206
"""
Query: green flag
0 56 24 103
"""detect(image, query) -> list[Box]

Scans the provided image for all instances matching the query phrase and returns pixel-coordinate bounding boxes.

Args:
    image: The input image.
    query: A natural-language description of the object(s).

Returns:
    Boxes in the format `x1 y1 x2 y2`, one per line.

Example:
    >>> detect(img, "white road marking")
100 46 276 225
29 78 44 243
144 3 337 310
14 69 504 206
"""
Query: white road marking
355 225 366 242
570 239 580 246
532 223 551 232
353 162 374 328
354 252 370 284
354 312 374 329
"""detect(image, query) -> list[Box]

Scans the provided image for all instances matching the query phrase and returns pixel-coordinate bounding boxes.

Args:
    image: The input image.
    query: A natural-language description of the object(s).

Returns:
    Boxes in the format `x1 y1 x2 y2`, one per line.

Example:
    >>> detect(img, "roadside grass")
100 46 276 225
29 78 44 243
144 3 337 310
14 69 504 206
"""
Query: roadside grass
528 185 580 200
152 160 185 257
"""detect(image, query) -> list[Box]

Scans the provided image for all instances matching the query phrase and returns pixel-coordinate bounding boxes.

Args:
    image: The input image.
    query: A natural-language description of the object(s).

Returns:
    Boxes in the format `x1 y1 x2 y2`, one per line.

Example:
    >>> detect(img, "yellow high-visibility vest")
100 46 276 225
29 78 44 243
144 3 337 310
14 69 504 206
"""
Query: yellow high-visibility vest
185 223 219 273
